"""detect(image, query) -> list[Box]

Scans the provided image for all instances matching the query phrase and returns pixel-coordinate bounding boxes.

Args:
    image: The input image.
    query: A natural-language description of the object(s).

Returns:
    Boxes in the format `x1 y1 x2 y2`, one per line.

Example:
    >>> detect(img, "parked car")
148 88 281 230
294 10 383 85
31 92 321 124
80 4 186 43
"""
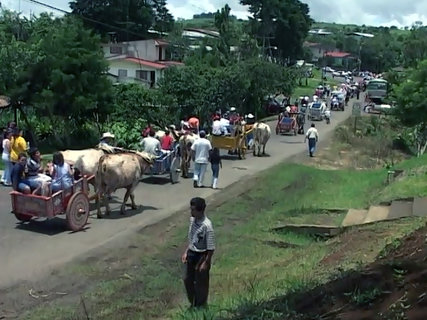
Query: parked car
322 66 335 73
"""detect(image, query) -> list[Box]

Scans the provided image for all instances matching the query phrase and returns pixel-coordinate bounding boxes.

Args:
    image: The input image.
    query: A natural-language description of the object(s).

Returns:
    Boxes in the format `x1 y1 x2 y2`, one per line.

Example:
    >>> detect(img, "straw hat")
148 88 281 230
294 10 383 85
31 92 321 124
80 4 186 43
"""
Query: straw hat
101 132 115 139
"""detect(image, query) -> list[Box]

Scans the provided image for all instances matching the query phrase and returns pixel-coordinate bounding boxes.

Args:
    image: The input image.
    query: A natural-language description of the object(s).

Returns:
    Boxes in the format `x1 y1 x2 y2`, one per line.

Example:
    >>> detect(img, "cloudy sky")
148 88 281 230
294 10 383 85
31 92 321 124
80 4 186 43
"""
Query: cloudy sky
2 0 427 27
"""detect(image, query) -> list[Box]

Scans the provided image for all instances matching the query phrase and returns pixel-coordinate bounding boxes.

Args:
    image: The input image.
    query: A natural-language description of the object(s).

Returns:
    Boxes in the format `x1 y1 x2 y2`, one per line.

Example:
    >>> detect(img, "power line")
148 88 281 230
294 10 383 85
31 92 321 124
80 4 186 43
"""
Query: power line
23 0 148 39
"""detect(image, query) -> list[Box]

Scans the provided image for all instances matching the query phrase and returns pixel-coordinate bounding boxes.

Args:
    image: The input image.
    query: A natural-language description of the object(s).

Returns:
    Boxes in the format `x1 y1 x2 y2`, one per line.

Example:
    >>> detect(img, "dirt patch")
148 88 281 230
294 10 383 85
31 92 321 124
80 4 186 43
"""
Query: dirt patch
230 225 427 320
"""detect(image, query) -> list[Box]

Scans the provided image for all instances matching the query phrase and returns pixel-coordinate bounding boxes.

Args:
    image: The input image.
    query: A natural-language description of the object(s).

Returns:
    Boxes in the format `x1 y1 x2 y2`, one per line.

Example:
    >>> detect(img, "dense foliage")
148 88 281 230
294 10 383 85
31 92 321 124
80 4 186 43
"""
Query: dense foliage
241 0 312 63
392 59 427 156
69 0 154 41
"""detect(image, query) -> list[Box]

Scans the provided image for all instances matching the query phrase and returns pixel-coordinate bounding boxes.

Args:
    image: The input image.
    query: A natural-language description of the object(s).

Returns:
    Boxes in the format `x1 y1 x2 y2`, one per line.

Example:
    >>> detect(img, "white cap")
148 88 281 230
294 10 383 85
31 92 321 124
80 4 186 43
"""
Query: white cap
101 132 115 139
247 113 254 119
230 107 236 111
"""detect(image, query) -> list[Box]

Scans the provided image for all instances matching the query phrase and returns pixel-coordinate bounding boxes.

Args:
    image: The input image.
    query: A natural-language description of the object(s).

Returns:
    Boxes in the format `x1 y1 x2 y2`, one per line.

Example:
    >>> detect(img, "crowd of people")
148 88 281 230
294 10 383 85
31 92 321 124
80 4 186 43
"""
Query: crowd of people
1 121 74 196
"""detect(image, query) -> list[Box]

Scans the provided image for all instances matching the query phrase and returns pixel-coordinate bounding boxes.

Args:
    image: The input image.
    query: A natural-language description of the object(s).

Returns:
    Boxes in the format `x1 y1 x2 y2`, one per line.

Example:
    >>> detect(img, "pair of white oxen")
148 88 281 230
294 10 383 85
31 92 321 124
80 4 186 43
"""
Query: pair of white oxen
62 149 155 218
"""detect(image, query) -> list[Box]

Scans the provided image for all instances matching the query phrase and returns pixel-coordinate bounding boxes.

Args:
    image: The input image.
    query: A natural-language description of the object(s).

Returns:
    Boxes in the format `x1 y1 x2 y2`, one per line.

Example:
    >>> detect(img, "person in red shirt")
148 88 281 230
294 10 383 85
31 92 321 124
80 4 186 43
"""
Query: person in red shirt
142 123 153 138
161 130 174 152
187 116 199 133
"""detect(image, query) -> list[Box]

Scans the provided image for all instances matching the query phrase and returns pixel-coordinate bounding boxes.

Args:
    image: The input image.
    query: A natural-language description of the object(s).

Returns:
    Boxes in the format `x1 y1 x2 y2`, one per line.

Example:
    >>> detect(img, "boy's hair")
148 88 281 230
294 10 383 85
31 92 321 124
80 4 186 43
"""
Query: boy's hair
18 152 27 159
190 197 206 212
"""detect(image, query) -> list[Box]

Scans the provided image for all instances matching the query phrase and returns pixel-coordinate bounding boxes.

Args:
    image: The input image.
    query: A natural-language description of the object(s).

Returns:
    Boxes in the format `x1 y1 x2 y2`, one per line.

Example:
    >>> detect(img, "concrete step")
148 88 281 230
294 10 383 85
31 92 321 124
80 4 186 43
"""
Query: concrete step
387 201 413 220
363 206 390 224
341 209 369 227
412 197 427 217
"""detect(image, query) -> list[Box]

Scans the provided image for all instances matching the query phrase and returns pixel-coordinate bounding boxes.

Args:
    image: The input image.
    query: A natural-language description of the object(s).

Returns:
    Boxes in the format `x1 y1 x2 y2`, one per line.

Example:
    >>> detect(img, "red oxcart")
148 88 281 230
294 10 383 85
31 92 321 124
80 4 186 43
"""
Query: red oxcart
276 113 298 136
10 175 93 231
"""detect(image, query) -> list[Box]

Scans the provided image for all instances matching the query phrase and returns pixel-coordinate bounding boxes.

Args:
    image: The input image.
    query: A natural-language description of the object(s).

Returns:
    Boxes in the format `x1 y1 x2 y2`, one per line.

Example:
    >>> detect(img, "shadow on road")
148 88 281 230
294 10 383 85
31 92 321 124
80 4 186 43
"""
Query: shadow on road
14 217 69 236
280 141 304 144
142 176 175 185
97 204 158 220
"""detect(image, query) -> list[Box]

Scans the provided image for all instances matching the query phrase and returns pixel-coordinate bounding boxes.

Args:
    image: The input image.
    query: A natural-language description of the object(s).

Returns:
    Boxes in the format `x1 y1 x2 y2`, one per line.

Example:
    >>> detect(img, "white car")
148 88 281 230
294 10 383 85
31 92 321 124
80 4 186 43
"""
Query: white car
323 66 335 73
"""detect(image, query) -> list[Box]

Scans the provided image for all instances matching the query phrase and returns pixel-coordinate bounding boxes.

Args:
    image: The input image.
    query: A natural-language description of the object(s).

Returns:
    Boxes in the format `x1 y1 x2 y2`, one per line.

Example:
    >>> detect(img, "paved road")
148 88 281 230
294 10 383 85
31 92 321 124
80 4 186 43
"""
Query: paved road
0 98 356 289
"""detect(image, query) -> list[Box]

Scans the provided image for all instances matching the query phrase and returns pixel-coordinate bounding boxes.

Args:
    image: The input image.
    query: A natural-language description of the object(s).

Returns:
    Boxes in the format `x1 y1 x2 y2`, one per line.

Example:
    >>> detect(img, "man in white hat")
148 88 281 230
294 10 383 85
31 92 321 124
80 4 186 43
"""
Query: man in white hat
98 132 115 148
245 113 255 149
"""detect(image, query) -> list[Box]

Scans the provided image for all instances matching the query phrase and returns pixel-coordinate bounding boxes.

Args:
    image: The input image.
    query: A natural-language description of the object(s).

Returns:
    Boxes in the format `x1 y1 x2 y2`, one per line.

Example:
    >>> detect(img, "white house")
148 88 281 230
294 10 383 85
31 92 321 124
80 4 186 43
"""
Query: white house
102 39 183 87
106 56 183 88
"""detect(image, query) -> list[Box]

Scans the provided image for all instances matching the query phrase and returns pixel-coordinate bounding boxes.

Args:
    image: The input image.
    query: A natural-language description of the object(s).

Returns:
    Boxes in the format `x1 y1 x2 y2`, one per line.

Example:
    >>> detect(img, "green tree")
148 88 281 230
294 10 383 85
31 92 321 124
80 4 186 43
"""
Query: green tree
152 0 174 35
402 27 427 67
69 0 154 41
11 15 113 141
392 59 427 156
241 0 312 62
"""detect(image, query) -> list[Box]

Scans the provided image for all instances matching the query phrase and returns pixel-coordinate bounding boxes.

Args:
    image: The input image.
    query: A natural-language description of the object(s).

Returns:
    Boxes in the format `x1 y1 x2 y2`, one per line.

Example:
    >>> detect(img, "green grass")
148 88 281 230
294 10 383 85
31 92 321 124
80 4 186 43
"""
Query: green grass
22 156 427 320
377 154 427 201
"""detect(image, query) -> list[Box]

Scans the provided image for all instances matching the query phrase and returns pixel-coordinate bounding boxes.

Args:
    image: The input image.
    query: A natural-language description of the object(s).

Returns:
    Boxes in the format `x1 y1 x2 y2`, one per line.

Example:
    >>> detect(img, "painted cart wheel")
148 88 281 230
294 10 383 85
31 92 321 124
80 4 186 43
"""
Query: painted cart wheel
170 157 180 184
14 213 32 222
66 192 89 231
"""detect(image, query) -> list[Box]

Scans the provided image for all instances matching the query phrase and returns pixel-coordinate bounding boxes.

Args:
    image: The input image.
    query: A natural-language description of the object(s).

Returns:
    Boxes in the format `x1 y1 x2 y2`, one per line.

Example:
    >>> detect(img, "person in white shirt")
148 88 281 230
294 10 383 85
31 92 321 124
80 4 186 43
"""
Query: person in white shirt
191 131 212 188
304 123 319 157
212 119 224 136
140 130 161 156
218 118 230 135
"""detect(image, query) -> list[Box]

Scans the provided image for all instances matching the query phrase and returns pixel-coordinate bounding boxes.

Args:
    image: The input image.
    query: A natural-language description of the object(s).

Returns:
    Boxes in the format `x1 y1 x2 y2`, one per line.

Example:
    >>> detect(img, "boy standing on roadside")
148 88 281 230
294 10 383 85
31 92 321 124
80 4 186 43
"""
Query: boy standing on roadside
182 197 215 307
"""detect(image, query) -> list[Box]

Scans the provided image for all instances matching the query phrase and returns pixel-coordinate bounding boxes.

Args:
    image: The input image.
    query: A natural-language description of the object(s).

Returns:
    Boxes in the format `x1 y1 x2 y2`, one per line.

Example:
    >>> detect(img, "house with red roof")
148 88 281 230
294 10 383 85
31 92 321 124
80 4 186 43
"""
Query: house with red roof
324 51 356 69
102 39 183 88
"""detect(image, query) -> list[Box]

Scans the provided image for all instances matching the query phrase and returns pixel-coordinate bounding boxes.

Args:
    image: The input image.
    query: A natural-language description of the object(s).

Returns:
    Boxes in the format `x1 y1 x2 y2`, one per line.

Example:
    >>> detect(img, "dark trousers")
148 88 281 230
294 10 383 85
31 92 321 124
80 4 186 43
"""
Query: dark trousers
211 163 220 178
183 250 210 307
308 138 316 157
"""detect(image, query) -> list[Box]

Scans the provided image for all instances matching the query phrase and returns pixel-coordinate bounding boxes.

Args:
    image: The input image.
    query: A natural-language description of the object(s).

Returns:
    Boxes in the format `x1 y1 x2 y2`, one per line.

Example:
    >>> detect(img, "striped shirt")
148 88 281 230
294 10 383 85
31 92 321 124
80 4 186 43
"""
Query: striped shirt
188 216 215 252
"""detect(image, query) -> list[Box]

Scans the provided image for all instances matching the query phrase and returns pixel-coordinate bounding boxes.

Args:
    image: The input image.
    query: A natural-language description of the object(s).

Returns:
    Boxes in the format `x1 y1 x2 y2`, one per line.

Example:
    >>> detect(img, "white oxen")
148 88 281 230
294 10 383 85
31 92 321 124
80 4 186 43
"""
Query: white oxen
62 148 105 178
96 152 155 218
253 122 271 157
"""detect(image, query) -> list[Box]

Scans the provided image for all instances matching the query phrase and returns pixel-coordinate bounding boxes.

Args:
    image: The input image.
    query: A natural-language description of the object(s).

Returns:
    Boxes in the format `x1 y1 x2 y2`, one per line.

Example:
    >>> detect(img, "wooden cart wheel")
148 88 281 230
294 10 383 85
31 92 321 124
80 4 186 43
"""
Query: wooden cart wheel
66 192 90 231
14 213 32 222
169 156 180 184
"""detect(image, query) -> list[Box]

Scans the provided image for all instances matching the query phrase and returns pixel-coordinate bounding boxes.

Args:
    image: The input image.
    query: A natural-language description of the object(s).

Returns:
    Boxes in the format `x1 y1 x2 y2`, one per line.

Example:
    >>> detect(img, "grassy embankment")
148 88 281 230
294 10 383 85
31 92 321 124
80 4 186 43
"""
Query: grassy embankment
23 149 427 319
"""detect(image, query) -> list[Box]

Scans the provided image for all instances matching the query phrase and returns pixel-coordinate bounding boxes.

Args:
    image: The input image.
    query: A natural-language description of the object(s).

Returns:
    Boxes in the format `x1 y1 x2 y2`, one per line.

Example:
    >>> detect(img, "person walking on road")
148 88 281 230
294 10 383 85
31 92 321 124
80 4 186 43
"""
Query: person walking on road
191 131 212 188
304 123 319 157
182 197 215 308
1 130 13 186
209 147 222 189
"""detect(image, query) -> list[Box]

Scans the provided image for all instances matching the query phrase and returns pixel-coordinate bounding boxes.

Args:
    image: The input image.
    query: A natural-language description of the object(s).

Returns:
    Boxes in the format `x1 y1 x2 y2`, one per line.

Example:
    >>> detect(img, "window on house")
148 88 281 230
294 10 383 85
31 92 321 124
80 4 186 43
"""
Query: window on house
110 46 123 54
118 69 128 78
136 70 149 80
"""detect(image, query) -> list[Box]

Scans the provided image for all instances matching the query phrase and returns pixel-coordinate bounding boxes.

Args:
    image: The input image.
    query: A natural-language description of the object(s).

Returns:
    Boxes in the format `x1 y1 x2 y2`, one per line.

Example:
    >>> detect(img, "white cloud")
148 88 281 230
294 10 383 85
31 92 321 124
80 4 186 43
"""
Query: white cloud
1 0 426 27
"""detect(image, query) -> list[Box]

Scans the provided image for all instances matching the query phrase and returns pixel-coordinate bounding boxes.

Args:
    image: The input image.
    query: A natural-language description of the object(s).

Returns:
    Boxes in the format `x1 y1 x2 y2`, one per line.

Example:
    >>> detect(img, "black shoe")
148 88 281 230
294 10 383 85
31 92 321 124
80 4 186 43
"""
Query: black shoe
193 181 198 188
309 152 313 157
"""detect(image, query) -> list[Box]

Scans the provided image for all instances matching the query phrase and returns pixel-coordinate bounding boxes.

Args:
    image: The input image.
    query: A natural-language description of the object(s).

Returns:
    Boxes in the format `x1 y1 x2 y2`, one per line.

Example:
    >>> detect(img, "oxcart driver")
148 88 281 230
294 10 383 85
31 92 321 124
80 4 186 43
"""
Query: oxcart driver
245 113 255 148
11 153 31 194
98 132 115 148
141 130 161 156
228 107 241 125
